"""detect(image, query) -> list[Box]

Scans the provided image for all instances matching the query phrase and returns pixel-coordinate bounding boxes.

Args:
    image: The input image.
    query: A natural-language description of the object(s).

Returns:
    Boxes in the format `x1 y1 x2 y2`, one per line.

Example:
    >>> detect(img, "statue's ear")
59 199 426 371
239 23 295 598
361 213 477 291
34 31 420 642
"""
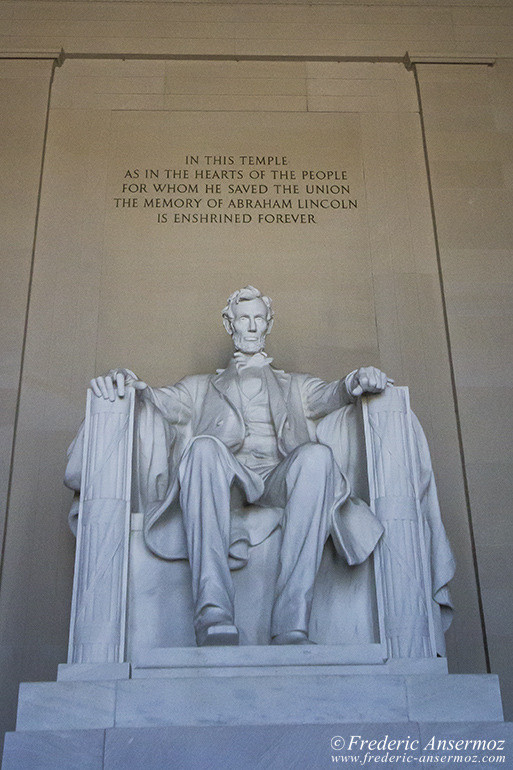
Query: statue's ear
222 316 233 336
266 318 274 335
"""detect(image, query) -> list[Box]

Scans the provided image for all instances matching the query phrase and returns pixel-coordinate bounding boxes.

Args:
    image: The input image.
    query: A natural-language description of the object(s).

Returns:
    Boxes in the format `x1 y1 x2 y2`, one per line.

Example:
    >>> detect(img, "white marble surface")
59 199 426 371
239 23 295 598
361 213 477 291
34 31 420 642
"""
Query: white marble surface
133 643 384 669
57 662 131 682
130 657 448 680
102 722 422 770
15 672 504 733
2 729 104 770
114 674 409 727
406 675 504 723
68 373 454 661
5 720 513 770
67 389 134 665
102 720 513 770
418 721 513 759
16 681 117 732
68 287 393 654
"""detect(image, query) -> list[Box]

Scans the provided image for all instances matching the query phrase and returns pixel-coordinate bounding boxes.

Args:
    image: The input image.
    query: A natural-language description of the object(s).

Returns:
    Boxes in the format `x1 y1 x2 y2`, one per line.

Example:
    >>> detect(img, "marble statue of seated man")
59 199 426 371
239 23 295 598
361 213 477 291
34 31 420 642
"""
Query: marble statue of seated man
77 286 392 648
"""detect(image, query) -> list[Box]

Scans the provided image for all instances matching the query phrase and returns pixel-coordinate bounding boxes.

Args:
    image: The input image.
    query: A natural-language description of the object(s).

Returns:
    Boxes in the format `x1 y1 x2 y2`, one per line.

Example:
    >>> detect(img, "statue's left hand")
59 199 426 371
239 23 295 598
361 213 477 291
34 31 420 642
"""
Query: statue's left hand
347 366 393 398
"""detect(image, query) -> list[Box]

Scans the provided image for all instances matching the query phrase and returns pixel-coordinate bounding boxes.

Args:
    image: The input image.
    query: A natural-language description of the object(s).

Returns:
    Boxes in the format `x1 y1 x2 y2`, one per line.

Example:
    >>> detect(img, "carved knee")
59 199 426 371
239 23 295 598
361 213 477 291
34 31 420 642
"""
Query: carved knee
295 442 334 471
186 436 225 465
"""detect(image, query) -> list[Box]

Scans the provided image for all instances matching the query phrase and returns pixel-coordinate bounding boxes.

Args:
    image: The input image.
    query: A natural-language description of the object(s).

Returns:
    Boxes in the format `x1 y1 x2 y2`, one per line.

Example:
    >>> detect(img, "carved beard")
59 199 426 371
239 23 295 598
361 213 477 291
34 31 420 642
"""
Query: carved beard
232 330 267 354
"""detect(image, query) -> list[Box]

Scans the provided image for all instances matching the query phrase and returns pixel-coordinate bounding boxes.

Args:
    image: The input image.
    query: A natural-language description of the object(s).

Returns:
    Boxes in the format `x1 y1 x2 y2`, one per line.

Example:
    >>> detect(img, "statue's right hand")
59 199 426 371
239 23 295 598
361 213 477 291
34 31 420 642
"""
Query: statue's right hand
90 368 147 401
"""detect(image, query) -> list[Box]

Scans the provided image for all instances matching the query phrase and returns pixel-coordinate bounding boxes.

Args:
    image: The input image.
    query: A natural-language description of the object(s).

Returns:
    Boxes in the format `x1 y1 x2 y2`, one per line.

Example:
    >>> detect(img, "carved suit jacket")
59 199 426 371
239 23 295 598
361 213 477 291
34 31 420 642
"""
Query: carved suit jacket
141 359 347 453
135 359 384 567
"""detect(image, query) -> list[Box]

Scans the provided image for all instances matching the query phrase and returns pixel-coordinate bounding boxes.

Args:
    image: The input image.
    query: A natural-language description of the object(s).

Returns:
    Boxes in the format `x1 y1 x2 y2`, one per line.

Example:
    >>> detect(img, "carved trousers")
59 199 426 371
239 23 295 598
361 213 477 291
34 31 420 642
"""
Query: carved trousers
178 436 335 640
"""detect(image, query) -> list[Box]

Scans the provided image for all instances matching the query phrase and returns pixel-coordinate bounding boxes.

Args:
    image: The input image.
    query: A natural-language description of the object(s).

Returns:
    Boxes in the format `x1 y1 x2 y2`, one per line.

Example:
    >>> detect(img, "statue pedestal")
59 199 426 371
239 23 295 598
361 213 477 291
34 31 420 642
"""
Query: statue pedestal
3 657 509 769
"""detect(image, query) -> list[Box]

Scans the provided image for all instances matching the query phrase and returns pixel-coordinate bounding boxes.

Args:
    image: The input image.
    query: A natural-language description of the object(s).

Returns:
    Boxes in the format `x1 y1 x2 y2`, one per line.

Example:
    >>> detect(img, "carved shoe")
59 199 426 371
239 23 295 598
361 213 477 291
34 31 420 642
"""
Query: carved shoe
270 630 314 645
196 624 240 647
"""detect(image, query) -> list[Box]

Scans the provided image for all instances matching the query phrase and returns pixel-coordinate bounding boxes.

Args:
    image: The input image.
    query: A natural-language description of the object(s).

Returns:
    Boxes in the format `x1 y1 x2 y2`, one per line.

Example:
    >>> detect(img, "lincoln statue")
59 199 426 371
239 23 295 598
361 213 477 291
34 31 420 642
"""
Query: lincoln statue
70 286 396 648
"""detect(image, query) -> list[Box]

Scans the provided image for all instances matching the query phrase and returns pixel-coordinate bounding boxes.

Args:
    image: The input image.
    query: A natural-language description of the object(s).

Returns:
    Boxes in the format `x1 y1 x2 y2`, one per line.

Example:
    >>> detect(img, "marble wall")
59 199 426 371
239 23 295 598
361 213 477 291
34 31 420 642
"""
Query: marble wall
0 57 54 738
0 0 512 745
417 57 513 718
0 1 513 60
0 59 53 541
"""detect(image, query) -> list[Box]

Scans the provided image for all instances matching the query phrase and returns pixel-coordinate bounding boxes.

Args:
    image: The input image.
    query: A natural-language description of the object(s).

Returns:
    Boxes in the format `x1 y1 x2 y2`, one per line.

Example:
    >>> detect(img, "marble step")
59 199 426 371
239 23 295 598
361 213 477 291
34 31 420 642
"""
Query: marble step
4 720 512 770
57 648 449 681
15 672 503 732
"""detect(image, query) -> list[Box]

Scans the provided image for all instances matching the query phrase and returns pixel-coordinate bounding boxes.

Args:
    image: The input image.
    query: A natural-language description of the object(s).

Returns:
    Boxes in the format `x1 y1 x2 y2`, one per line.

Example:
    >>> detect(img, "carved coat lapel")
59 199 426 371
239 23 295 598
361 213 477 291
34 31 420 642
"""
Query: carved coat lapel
211 360 290 436
210 359 309 454
262 366 290 437
211 359 243 415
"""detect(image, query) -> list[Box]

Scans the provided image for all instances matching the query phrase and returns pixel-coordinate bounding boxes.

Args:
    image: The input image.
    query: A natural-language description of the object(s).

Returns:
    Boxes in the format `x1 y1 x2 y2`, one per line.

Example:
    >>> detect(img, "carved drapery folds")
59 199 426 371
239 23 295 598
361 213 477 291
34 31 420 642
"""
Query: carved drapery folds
363 388 437 658
68 390 135 664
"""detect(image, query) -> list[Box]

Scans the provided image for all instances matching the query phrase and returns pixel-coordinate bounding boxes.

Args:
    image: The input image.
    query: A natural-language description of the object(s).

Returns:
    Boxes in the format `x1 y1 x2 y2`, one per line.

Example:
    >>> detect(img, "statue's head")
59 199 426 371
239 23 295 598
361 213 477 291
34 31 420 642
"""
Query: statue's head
222 286 274 354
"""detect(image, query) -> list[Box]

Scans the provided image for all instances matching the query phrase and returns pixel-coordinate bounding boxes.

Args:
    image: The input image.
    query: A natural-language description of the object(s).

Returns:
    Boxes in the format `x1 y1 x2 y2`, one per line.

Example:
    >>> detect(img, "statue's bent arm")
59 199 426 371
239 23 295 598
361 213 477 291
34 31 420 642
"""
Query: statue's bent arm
89 367 195 426
301 374 355 421
140 379 195 425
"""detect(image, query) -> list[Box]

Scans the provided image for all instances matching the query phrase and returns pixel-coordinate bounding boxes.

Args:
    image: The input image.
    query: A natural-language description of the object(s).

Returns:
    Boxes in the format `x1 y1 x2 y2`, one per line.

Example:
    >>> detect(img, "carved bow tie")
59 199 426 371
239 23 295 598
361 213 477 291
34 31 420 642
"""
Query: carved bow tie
234 351 274 372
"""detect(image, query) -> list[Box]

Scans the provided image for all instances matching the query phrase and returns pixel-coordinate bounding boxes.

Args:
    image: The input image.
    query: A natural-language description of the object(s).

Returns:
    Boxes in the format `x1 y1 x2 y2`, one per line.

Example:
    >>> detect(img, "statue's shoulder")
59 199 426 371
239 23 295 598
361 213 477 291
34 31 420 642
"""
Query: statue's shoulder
177 373 213 391
275 369 311 384
268 366 308 384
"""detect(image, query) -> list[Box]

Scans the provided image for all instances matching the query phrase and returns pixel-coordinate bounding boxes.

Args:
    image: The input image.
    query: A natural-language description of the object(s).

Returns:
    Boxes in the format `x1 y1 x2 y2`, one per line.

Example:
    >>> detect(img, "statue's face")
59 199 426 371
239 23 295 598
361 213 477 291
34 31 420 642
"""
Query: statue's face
230 298 270 354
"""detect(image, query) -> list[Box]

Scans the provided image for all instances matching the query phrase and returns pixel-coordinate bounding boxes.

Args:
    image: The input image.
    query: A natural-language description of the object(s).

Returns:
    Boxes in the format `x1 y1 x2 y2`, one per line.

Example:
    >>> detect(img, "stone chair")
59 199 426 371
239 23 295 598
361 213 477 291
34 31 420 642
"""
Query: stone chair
65 386 454 668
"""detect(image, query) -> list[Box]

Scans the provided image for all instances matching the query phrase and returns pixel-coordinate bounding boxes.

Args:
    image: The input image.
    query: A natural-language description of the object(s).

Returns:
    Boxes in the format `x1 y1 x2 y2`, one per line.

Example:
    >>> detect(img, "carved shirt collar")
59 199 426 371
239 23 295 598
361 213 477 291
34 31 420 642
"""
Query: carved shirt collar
233 351 274 372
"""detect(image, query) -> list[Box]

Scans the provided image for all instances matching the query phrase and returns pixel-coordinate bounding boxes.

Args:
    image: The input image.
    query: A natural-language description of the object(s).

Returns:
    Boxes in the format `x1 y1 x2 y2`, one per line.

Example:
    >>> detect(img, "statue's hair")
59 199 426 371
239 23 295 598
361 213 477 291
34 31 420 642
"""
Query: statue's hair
222 285 274 324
